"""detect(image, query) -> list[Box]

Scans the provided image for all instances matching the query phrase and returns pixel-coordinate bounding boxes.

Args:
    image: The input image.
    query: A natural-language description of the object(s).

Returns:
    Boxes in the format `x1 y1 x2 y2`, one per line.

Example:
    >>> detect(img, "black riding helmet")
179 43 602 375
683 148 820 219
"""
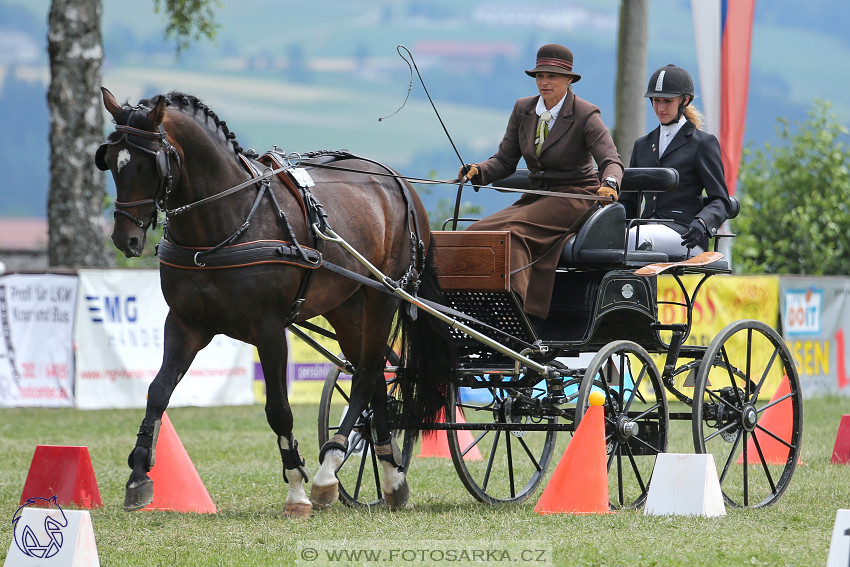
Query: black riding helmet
645 64 695 124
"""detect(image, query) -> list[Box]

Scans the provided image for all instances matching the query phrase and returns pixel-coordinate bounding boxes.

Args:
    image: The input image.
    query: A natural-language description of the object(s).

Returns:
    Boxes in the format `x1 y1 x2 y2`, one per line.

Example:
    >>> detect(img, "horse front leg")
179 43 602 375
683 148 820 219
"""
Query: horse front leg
124 312 211 511
258 341 312 518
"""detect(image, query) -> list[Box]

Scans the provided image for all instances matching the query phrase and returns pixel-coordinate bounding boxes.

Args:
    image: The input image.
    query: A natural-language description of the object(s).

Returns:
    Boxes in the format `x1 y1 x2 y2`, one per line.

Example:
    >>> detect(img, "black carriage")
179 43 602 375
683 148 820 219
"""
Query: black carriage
312 167 803 511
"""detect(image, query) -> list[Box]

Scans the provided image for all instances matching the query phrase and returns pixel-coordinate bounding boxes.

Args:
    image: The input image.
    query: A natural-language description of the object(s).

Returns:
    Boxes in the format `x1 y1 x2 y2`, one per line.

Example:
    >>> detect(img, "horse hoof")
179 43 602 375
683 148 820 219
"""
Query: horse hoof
309 482 339 510
124 478 154 512
284 502 313 518
384 480 409 510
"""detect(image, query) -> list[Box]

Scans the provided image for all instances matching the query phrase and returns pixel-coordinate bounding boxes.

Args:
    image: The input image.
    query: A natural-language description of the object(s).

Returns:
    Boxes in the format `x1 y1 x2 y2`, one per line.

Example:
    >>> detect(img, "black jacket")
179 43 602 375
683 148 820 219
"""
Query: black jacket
621 119 731 249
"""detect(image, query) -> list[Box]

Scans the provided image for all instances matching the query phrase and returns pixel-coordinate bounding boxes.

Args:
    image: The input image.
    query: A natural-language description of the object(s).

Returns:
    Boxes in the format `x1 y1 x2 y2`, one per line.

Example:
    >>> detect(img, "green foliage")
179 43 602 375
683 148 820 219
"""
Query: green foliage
417 172 484 231
733 100 850 274
428 196 484 231
153 0 221 56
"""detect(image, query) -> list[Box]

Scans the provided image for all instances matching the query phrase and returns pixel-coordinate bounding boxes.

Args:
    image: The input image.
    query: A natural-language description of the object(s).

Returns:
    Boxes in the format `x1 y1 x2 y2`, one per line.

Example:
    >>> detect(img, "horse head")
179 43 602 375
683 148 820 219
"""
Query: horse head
97 87 179 258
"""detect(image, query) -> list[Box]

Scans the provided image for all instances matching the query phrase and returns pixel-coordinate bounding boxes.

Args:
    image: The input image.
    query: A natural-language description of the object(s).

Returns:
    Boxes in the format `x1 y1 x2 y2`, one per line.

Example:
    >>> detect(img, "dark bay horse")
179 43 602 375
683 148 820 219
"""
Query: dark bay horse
95 87 453 516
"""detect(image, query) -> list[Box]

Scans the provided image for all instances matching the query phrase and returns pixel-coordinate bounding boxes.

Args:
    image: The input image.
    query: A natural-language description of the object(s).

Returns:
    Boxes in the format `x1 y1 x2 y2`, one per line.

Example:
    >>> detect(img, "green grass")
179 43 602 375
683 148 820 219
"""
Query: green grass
1 397 848 566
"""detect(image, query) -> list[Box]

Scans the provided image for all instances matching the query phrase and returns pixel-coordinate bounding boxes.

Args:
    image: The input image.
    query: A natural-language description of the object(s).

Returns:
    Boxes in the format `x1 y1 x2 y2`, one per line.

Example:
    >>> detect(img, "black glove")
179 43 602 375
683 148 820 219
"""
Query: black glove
681 218 708 249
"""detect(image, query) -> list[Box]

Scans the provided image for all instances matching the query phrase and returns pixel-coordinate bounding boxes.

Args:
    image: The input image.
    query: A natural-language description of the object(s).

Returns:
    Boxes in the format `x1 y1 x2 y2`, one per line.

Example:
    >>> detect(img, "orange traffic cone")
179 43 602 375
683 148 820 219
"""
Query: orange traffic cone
19 445 102 508
418 407 481 460
146 412 217 513
737 375 802 465
535 400 610 515
831 415 850 464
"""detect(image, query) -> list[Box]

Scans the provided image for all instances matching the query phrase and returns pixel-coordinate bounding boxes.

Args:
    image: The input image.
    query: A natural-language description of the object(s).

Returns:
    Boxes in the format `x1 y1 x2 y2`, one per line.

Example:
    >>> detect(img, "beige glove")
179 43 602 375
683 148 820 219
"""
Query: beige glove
597 185 618 206
458 163 479 183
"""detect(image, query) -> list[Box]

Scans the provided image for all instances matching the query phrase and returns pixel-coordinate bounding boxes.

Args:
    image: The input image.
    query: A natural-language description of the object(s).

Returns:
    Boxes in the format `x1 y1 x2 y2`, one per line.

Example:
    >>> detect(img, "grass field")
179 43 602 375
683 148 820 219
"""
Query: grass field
1 396 848 566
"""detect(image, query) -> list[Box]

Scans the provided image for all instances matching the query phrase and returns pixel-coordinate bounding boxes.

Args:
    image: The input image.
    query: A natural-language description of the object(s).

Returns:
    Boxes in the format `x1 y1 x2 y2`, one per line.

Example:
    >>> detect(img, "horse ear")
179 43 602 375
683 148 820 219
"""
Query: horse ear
101 86 122 119
148 95 167 127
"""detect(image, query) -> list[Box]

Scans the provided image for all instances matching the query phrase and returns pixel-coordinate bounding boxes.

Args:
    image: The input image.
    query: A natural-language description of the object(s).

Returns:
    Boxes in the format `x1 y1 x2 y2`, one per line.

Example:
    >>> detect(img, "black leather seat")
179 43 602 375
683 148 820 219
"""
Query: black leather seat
558 203 668 267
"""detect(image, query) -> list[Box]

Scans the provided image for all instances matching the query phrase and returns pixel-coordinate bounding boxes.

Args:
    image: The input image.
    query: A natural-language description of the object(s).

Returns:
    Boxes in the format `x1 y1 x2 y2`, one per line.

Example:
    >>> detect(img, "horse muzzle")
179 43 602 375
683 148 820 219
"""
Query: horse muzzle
112 223 147 258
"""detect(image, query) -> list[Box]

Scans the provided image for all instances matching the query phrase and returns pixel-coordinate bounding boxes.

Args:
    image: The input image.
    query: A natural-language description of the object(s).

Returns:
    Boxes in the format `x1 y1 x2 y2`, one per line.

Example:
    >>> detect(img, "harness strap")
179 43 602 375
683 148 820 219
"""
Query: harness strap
157 238 321 270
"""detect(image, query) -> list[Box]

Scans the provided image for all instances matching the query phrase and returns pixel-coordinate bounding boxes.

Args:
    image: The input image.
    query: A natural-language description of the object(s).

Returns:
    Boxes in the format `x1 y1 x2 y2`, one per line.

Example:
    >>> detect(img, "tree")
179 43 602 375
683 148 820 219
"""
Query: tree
47 0 107 268
732 100 850 275
46 0 219 267
613 0 647 165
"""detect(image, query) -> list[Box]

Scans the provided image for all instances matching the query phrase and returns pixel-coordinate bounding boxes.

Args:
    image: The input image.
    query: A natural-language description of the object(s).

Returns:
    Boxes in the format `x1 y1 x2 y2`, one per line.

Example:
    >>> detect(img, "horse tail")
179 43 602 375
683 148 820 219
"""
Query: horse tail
395 237 456 437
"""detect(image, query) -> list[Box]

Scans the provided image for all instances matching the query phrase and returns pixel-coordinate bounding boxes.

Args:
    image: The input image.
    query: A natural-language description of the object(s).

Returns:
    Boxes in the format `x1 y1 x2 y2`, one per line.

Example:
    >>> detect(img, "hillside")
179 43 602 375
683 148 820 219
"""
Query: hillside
1 0 848 220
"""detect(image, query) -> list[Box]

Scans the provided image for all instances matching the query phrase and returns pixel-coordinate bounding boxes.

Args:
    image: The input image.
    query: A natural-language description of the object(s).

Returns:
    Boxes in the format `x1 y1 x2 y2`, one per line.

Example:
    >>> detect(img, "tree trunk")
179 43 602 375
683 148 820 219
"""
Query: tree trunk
47 0 108 267
613 0 648 166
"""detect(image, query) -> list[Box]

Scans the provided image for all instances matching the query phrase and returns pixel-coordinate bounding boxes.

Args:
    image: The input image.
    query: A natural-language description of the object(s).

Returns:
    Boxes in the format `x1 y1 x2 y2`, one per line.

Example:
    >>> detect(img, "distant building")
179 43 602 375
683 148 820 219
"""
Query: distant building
411 40 518 74
0 218 48 272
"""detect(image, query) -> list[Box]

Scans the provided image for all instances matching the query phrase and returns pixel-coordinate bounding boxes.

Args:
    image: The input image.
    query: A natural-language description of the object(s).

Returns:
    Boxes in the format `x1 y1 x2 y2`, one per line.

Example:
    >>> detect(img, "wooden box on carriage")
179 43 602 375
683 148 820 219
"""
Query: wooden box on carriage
432 231 511 291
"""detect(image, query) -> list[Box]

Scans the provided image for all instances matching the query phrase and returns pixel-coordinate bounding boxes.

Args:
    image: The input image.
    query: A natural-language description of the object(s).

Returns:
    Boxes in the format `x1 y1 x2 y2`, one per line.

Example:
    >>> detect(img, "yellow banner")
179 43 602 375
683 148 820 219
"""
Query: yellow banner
654 274 781 396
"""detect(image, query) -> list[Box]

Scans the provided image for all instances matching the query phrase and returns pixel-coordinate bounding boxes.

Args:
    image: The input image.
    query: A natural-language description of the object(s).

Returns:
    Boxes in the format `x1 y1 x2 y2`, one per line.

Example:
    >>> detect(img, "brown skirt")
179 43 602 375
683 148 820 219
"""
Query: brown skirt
467 189 595 318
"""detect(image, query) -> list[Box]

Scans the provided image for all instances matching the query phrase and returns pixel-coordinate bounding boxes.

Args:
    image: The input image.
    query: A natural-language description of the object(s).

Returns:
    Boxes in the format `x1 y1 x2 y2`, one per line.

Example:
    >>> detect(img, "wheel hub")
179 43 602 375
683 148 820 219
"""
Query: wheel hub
741 404 758 432
617 415 639 439
501 397 527 438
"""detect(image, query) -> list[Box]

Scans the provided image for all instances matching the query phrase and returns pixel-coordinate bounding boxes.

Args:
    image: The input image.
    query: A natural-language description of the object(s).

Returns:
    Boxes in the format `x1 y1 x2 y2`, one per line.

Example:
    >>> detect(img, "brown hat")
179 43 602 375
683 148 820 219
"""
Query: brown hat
525 44 581 82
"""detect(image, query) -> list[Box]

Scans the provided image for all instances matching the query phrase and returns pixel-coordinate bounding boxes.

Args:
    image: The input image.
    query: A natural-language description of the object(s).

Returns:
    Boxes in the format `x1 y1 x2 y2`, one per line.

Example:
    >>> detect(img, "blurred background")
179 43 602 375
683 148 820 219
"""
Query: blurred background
1 0 848 221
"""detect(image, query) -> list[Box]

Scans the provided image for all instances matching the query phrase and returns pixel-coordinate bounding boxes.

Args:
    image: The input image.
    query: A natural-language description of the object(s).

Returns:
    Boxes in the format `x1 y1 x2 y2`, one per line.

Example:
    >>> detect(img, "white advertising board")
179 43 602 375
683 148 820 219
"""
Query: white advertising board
0 274 77 407
73 269 253 409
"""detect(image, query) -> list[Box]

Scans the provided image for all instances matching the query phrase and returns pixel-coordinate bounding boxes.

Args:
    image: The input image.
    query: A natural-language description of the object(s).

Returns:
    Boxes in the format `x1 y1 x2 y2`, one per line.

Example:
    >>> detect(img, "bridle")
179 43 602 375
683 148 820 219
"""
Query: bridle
95 123 181 230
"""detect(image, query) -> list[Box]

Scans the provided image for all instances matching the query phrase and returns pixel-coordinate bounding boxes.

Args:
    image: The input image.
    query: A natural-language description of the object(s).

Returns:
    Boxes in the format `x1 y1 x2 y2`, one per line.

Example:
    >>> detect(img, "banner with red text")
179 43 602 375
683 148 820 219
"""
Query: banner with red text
655 274 780 395
779 276 850 396
0 274 77 407
73 269 254 409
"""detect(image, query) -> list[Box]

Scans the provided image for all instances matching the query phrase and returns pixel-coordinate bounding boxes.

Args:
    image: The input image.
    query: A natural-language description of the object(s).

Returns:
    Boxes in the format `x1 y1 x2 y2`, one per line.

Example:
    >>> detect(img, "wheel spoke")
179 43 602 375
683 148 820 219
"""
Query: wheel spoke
481 430 501 492
447 380 557 504
714 429 741 486
750 347 780 402
506 433 516 499
333 380 351 405
580 341 667 510
516 435 544 472
693 320 802 508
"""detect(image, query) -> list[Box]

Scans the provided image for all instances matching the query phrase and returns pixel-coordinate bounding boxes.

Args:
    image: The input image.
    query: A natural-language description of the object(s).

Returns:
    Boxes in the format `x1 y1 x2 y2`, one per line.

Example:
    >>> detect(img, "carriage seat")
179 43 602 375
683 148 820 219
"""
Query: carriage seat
557 203 668 267
492 167 730 269
557 167 680 268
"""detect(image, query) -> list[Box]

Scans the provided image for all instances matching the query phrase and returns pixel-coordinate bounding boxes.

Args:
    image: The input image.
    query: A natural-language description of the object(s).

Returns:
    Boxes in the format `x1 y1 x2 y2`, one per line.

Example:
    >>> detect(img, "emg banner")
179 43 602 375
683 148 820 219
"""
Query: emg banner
74 269 254 409
0 274 77 407
780 276 850 396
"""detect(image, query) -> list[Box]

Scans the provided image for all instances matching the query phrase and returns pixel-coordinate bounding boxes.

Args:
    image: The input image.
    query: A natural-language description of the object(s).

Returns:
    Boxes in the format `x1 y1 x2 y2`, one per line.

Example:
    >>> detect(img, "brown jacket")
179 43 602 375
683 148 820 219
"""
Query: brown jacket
468 90 623 318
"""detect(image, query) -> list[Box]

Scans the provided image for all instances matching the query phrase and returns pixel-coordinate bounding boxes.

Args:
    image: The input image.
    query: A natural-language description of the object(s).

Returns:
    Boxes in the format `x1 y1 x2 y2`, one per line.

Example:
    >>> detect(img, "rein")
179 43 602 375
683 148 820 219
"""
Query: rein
302 162 615 204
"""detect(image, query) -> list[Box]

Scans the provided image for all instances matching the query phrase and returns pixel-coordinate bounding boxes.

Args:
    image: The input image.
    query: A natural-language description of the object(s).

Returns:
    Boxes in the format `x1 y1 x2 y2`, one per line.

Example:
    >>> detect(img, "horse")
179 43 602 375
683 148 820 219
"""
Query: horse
95 87 453 516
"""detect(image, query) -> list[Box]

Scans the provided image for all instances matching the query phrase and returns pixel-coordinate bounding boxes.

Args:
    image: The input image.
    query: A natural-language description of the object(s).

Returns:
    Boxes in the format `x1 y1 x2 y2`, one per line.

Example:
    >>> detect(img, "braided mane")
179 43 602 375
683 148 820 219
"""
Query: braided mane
129 91 248 157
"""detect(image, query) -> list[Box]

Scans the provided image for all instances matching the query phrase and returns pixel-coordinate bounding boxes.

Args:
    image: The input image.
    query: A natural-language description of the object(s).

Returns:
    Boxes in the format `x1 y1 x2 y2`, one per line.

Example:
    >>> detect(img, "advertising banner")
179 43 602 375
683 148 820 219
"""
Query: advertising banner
655 274 781 395
73 269 254 409
779 276 850 396
0 274 78 407
253 319 340 405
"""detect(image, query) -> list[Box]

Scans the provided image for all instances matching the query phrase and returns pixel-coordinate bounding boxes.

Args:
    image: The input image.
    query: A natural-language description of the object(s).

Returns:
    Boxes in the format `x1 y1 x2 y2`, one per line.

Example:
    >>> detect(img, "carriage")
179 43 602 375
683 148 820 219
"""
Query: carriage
97 88 802 516
312 167 803 510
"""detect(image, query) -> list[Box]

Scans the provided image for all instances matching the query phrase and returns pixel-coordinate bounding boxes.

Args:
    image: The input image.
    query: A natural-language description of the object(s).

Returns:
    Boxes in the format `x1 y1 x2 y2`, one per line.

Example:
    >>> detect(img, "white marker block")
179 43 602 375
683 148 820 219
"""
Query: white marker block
826 509 850 567
644 453 726 517
5 507 99 567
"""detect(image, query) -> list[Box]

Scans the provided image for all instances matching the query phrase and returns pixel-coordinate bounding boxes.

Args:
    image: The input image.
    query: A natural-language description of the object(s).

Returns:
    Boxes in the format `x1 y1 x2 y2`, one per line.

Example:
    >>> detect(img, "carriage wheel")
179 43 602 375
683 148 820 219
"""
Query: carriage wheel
446 377 560 505
317 350 414 507
692 320 802 508
575 340 669 510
